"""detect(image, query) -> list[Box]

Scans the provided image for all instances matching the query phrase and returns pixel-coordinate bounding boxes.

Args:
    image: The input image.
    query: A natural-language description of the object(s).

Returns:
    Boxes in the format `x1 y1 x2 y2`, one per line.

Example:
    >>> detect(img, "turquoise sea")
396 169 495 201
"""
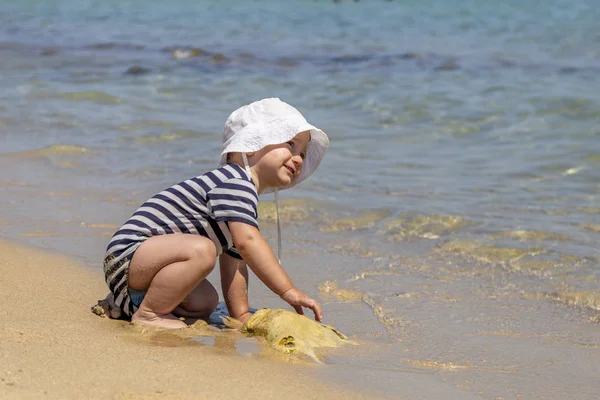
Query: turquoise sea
1 1 599 398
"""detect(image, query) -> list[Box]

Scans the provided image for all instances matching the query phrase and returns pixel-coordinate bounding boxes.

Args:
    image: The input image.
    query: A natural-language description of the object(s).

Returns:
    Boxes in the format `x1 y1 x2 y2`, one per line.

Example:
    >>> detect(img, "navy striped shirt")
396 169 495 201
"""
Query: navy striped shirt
105 163 258 265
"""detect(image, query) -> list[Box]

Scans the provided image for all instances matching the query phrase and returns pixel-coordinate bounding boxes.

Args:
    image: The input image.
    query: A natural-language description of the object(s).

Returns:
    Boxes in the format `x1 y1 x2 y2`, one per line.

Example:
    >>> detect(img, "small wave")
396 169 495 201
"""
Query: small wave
492 230 571 242
584 153 600 163
3 40 599 78
163 46 230 64
320 209 391 233
58 91 124 105
576 207 600 214
83 223 120 230
117 120 179 132
20 230 62 237
581 224 600 233
382 214 471 241
258 198 323 225
87 42 145 51
549 291 600 312
362 295 405 333
318 280 364 302
16 145 91 158
435 240 588 278
437 240 544 264
329 240 376 258
130 130 205 144
404 359 473 371
562 166 586 176
477 330 528 339
531 96 600 119
0 180 30 187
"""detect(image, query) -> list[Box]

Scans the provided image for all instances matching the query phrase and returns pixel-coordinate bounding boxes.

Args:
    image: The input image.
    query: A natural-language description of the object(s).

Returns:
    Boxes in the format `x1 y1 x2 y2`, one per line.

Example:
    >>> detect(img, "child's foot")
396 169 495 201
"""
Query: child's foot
91 293 123 319
131 309 187 329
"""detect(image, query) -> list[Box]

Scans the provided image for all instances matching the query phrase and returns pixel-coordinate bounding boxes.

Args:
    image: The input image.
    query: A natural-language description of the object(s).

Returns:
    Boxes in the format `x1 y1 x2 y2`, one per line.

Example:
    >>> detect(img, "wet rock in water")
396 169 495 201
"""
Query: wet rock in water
91 42 119 50
90 42 145 51
276 58 299 67
224 308 354 362
210 53 229 64
399 52 420 60
436 58 459 71
41 48 59 56
559 66 578 74
125 65 151 75
331 54 372 64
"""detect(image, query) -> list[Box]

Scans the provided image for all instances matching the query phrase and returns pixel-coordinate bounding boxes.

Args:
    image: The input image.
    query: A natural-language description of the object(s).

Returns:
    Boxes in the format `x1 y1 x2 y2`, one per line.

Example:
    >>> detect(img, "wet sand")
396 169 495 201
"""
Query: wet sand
0 240 379 400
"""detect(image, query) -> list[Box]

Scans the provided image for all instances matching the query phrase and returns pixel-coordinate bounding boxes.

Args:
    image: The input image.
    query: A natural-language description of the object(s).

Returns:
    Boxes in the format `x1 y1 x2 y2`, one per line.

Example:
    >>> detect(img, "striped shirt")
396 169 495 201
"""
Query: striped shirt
103 163 258 316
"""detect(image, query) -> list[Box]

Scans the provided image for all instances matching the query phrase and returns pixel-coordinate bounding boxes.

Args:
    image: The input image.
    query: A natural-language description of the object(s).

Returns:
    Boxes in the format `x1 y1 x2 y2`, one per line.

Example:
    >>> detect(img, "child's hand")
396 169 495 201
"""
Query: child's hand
280 287 323 322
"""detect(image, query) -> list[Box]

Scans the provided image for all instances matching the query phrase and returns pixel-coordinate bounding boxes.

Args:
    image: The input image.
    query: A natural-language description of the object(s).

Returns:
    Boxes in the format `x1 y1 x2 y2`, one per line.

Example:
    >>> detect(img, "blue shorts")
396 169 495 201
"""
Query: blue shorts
128 288 147 307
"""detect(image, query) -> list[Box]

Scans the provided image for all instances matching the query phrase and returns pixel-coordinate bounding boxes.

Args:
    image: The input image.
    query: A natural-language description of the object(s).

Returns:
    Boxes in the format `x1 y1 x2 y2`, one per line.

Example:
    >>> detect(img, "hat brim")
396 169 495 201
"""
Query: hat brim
220 121 329 193
282 127 328 191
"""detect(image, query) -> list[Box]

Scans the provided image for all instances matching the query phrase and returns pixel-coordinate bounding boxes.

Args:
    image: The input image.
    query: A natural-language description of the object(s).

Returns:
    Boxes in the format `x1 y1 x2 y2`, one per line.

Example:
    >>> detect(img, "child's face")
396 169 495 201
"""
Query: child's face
251 130 311 190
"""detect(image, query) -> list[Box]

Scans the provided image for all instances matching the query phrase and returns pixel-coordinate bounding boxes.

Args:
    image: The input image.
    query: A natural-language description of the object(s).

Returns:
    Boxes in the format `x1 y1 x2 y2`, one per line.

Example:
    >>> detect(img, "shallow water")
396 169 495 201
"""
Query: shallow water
1 0 599 398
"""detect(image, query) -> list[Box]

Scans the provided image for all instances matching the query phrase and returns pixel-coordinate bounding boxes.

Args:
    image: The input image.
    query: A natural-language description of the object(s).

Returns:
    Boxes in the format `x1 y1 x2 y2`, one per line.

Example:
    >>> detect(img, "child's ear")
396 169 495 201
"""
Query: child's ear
246 151 255 157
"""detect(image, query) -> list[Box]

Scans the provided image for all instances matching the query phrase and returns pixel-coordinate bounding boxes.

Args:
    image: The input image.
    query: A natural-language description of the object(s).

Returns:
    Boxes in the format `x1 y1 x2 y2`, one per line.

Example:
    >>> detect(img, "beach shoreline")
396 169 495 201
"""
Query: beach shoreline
2 239 503 400
0 239 384 400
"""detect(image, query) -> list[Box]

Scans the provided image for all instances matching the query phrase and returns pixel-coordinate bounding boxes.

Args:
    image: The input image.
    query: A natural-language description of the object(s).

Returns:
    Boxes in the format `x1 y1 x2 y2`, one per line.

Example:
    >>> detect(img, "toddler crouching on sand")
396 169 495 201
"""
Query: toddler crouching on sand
99 98 328 329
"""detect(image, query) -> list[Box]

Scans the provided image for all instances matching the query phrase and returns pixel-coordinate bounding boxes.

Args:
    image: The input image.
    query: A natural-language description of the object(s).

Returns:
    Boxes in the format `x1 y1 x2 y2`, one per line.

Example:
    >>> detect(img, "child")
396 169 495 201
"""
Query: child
102 98 329 329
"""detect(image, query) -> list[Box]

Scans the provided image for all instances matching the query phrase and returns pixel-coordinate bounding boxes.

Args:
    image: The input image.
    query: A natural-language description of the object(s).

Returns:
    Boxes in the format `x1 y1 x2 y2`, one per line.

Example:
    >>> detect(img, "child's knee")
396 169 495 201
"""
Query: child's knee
187 239 217 267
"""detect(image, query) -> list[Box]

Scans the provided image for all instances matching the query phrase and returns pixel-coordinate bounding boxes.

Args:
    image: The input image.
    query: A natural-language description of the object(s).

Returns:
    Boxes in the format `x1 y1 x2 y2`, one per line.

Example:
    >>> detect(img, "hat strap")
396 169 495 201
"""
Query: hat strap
241 152 282 264
274 189 282 264
241 153 252 176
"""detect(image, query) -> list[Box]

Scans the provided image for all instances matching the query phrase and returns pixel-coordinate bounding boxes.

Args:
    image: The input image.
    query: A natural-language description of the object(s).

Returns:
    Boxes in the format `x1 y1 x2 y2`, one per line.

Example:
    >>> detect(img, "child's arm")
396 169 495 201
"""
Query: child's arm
229 221 323 322
219 253 252 324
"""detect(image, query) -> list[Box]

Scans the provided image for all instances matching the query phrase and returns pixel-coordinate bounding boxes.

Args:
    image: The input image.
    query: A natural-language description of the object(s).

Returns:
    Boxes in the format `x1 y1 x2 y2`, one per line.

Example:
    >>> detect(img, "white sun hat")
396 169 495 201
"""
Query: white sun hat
219 97 329 191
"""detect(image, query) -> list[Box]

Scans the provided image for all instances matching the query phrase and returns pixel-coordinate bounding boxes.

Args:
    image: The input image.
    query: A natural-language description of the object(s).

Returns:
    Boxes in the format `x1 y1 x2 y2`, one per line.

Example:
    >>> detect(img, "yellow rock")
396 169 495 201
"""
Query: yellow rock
225 308 354 362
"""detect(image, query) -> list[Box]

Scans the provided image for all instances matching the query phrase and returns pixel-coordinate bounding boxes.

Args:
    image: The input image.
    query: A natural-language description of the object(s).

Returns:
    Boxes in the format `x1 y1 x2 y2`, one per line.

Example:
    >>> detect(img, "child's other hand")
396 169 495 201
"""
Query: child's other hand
280 287 323 322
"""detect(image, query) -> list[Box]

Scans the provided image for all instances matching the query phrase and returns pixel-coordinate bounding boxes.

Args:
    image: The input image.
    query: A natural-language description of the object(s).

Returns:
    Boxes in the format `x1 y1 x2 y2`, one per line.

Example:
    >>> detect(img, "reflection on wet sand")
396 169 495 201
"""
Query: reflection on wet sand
113 307 355 364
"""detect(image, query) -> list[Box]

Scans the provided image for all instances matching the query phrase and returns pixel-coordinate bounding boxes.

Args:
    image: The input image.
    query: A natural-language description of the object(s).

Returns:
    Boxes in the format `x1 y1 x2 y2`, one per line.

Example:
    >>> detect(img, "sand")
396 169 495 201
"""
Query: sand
0 240 377 400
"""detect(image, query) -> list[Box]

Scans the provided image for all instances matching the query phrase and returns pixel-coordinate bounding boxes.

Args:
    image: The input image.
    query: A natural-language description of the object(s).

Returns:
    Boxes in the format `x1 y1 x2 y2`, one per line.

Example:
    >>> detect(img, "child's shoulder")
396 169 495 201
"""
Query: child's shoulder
184 163 256 194
204 163 250 182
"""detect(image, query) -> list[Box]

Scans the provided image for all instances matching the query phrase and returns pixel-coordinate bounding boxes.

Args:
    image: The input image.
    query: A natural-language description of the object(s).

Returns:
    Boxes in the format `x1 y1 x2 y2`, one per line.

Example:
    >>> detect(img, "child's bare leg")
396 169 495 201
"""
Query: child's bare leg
128 234 217 329
172 279 219 318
